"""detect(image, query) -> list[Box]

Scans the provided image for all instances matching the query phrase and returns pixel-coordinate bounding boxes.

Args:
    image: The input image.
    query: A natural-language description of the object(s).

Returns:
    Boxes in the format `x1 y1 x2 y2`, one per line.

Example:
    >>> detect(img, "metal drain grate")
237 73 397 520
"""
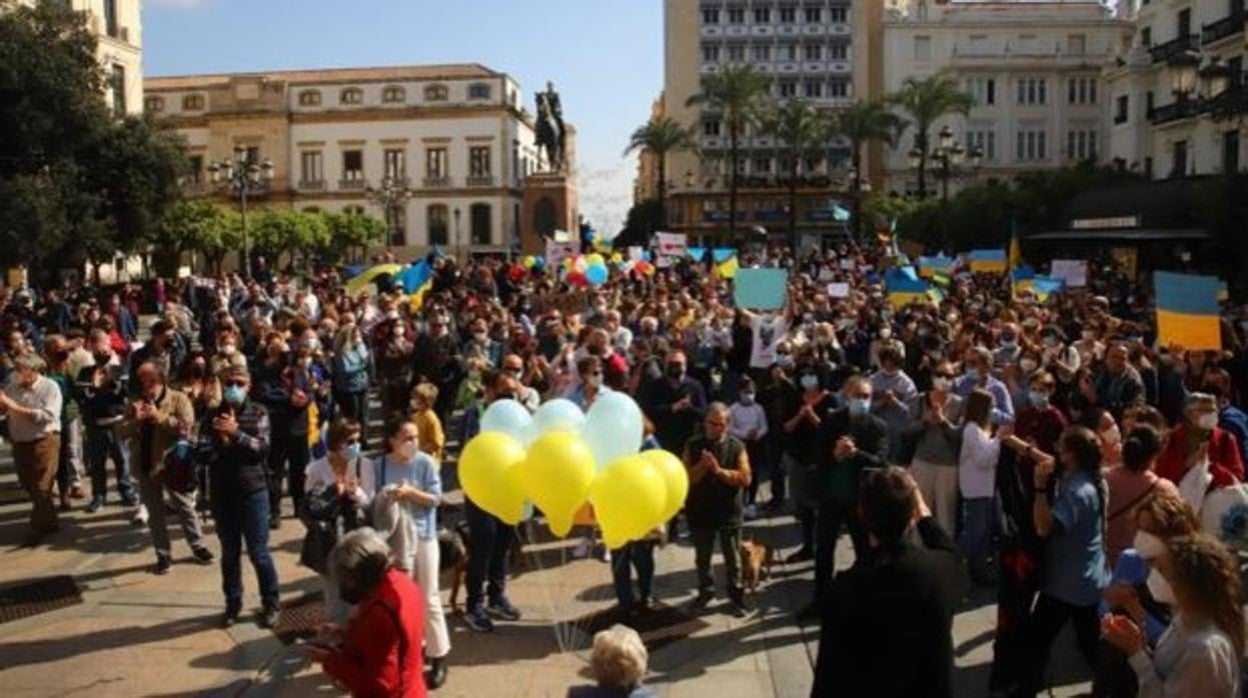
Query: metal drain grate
561 602 710 653
271 593 326 645
0 576 83 624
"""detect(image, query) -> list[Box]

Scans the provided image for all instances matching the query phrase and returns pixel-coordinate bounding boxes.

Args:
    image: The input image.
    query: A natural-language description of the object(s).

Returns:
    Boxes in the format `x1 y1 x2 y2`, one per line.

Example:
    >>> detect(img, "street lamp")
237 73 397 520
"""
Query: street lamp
208 145 273 279
365 176 413 251
1199 56 1232 99
453 206 463 261
1170 49 1201 98
910 126 983 202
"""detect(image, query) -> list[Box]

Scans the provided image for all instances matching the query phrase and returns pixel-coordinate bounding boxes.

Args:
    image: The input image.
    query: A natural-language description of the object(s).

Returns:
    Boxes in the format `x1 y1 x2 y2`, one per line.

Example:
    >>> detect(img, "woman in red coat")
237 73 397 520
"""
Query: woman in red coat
1154 393 1244 493
304 528 426 697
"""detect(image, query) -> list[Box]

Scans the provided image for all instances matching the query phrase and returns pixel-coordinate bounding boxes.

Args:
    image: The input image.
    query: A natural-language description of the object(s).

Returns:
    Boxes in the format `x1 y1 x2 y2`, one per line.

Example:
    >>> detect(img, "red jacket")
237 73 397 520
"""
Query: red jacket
1155 424 1245 491
323 568 426 698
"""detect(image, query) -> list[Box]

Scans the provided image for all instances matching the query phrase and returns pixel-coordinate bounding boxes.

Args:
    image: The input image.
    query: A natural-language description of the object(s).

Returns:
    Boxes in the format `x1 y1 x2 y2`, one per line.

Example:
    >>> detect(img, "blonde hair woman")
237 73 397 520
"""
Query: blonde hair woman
567 624 655 697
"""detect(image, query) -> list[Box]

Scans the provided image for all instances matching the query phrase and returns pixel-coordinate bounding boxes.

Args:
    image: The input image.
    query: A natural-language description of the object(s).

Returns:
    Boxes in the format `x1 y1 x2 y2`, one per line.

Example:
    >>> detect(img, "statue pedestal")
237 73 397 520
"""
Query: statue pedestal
521 171 579 255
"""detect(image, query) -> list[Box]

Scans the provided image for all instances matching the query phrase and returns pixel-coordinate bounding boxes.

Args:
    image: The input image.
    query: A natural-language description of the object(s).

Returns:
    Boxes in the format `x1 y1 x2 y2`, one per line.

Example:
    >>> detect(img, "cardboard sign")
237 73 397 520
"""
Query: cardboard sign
654 232 688 258
826 282 850 298
546 239 579 271
734 268 788 310
1050 259 1088 287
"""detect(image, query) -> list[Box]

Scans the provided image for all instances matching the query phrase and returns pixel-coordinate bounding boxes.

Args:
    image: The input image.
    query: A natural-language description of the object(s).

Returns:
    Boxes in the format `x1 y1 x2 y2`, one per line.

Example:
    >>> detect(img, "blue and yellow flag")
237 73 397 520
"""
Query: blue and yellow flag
715 256 739 279
1155 271 1222 351
397 260 434 311
968 249 1007 274
1030 275 1065 302
918 255 955 279
885 269 931 309
1011 265 1036 296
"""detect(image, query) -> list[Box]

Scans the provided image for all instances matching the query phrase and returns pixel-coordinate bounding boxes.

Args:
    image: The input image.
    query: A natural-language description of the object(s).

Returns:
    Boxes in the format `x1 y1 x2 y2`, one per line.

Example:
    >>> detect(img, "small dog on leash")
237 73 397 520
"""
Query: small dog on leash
739 539 775 594
442 517 526 613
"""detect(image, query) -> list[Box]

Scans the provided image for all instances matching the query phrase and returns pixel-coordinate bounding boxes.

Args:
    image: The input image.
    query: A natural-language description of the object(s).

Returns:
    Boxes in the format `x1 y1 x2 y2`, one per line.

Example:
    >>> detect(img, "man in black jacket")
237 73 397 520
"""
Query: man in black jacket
812 467 963 698
640 350 707 454
799 374 887 621
195 366 280 629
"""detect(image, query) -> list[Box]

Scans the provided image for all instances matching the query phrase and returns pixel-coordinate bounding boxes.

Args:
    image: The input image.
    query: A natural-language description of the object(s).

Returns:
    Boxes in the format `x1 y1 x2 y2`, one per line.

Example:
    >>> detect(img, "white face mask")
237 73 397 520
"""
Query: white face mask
1133 530 1167 560
1146 568 1176 605
393 326 406 339
879 328 892 339
931 376 952 392
1100 424 1122 446
1020 358 1038 374
1195 413 1218 431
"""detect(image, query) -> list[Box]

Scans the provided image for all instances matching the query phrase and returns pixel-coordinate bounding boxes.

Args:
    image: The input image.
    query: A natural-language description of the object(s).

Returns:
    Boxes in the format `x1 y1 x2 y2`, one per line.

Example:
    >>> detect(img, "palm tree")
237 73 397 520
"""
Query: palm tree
686 63 770 240
888 74 974 198
759 99 828 251
834 99 906 240
623 116 698 235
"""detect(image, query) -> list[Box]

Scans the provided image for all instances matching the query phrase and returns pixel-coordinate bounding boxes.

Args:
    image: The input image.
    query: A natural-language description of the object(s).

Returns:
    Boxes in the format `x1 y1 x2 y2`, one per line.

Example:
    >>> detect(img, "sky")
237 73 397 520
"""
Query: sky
142 0 665 235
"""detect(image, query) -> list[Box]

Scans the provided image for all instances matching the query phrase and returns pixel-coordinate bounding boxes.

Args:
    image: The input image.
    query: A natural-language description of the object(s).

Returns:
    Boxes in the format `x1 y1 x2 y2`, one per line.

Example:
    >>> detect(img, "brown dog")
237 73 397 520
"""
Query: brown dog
739 539 774 594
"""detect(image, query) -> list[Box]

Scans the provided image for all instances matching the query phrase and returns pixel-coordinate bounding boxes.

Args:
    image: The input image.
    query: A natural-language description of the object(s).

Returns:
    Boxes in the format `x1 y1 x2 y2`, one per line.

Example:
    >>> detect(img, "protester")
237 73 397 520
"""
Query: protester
304 528 426 698
781 362 838 563
77 328 140 518
728 377 767 518
567 624 656 698
957 389 1002 585
904 361 965 536
1154 393 1245 506
1103 425 1179 564
811 467 962 698
2 354 63 544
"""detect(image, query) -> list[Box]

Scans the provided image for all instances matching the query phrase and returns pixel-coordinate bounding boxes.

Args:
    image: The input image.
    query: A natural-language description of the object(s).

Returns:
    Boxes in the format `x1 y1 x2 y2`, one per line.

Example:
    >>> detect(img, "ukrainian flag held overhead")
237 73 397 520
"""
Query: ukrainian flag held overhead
885 268 931 309
1155 271 1222 351
397 259 434 311
968 249 1007 274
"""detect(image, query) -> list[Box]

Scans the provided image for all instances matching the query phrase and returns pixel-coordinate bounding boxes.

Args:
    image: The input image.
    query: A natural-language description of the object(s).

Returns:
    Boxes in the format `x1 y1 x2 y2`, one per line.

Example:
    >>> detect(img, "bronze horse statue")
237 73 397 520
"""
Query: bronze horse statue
535 82 565 173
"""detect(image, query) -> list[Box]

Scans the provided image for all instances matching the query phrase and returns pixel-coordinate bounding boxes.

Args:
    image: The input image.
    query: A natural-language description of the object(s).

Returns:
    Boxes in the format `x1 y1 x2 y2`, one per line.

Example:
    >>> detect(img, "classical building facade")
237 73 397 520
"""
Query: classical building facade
1103 0 1246 179
880 0 1130 196
145 64 553 256
14 0 143 117
662 0 878 242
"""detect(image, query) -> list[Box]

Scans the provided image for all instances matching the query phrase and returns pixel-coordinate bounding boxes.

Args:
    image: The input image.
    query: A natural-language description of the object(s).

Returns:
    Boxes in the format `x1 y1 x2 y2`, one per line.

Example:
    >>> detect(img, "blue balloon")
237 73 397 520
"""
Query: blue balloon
533 256 547 271
581 391 644 472
480 399 532 440
585 263 608 287
526 398 586 443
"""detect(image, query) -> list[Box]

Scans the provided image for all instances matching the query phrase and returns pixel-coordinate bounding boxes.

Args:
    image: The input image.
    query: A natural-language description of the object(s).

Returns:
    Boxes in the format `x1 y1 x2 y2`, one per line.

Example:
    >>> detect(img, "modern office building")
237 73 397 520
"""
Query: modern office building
145 64 557 256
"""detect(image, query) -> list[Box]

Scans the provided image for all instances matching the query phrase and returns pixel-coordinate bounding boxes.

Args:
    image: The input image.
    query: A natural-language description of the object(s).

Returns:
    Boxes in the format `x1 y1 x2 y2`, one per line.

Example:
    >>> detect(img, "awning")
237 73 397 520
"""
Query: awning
1029 228 1208 241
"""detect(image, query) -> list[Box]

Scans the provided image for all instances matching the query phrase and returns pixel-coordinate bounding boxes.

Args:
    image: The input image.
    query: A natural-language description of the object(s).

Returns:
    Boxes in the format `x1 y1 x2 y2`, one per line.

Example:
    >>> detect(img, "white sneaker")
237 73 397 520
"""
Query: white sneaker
743 504 760 521
572 538 592 559
131 504 149 527
600 548 612 564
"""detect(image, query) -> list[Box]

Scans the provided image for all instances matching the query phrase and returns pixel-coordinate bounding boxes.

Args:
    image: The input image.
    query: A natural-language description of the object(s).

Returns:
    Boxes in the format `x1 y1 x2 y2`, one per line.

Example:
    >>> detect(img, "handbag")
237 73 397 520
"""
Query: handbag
299 487 342 574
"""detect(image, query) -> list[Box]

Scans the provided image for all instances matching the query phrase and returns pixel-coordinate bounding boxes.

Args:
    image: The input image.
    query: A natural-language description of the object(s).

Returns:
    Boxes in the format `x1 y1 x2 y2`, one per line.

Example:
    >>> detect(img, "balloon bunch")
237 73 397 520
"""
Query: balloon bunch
521 255 547 271
458 393 687 548
558 254 611 287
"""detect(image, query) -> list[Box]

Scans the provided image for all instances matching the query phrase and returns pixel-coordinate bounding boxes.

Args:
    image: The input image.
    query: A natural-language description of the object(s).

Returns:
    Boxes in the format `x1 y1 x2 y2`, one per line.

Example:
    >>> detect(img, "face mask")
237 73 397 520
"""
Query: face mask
339 583 367 605
1146 568 1176 606
223 384 247 405
1043 336 1057 348
848 398 871 417
305 338 320 352
393 326 406 339
474 332 488 344
966 367 980 382
777 355 794 369
221 344 237 356
1081 330 1096 341
1029 390 1049 409
1195 413 1218 431
800 374 820 390
1020 358 1038 373
1133 530 1167 560
739 392 755 405
667 364 685 380
932 376 952 392
1001 339 1017 351
879 328 892 339
343 443 362 461
1101 424 1122 446
585 374 602 389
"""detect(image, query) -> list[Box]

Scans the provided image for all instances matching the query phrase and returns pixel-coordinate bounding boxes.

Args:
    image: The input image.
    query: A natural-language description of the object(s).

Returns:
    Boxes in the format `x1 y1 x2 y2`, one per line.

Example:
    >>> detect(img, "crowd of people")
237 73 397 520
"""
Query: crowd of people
2 241 1248 696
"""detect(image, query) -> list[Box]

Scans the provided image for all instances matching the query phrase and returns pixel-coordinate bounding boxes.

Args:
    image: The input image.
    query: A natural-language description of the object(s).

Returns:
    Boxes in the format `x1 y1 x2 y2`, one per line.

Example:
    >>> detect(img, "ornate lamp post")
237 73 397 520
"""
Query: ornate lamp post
208 146 273 279
910 125 982 201
365 176 413 251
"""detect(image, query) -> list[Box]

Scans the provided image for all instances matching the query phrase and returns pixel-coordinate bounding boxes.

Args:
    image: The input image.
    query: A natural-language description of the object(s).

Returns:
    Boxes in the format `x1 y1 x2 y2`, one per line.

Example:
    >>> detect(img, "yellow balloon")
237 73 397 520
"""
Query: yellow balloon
586 253 605 266
640 450 689 522
592 455 667 550
519 431 596 537
610 252 624 264
459 432 528 524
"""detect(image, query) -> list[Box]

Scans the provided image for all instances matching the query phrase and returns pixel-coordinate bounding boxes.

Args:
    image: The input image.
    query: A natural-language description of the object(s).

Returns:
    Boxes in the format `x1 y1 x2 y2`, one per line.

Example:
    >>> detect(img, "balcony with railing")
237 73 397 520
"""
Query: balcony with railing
1148 97 1200 125
465 175 495 187
338 176 367 191
1149 34 1200 64
1205 83 1248 120
298 179 326 191
423 176 453 188
1202 11 1247 46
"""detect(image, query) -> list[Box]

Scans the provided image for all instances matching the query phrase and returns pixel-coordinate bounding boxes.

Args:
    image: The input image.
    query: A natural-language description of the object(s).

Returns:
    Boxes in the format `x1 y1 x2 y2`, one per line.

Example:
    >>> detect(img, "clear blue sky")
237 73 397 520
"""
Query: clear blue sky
142 0 664 235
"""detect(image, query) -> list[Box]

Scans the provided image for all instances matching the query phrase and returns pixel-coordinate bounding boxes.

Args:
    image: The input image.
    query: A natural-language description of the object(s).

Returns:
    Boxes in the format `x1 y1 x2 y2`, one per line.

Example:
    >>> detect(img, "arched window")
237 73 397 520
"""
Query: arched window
381 85 406 104
427 204 449 246
182 94 205 110
298 90 322 106
424 83 449 102
144 96 164 113
470 203 492 246
340 87 363 105
533 197 556 237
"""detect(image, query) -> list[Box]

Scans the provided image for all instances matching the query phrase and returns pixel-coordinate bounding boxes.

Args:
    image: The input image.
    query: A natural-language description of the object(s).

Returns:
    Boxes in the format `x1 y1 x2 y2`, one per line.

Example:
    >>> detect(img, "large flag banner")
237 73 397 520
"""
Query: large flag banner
1011 265 1036 295
687 247 708 262
654 232 688 258
733 268 787 310
1030 275 1065 301
1050 259 1088 287
968 249 1007 274
712 248 736 263
918 255 956 279
715 256 739 279
1155 271 1222 351
885 268 931 308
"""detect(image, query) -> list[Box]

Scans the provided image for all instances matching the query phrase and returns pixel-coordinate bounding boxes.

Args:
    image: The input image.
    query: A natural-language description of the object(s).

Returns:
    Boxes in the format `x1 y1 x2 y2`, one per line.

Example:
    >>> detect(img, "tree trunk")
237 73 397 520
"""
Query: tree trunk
916 128 929 199
656 151 667 234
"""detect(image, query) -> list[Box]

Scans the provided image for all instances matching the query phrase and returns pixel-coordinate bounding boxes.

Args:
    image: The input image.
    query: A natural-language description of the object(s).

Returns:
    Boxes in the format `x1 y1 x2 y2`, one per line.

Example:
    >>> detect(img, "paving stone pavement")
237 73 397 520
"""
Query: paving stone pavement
0 454 1100 698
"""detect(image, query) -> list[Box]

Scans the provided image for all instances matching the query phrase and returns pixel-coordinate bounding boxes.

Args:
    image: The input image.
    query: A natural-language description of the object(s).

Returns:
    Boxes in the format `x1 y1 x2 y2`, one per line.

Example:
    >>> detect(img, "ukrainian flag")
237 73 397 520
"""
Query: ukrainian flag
918 255 955 279
397 259 434 311
1155 271 1222 351
1030 275 1065 302
715 256 739 279
885 269 931 309
1011 265 1036 296
968 249 1007 274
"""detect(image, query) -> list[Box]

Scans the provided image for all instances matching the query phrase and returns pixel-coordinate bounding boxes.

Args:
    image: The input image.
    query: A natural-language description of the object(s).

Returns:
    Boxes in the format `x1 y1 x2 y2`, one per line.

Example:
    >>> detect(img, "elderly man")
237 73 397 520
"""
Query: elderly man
1081 342 1146 422
121 360 212 575
684 403 752 617
1 354 63 544
954 346 1015 425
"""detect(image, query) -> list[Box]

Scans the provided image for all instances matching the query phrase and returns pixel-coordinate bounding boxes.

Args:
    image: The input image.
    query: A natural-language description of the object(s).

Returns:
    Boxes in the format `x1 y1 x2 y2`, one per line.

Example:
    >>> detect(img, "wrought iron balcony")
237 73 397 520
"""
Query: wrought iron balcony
1202 12 1246 45
298 179 326 191
338 177 367 191
465 175 495 187
1205 84 1248 121
1149 34 1200 64
1148 98 1200 125
423 176 453 188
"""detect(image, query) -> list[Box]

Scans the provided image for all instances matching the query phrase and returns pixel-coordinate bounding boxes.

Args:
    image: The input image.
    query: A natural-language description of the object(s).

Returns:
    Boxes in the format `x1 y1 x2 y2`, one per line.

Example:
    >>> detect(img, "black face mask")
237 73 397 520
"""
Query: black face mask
339 583 367 605
667 364 685 380
93 352 111 365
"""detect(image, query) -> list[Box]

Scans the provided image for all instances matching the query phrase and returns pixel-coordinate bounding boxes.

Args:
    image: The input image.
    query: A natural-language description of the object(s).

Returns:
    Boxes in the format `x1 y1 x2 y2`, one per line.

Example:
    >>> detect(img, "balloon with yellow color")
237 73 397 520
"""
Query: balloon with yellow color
519 431 596 537
586 253 605 266
458 432 528 524
592 455 667 550
640 449 688 522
